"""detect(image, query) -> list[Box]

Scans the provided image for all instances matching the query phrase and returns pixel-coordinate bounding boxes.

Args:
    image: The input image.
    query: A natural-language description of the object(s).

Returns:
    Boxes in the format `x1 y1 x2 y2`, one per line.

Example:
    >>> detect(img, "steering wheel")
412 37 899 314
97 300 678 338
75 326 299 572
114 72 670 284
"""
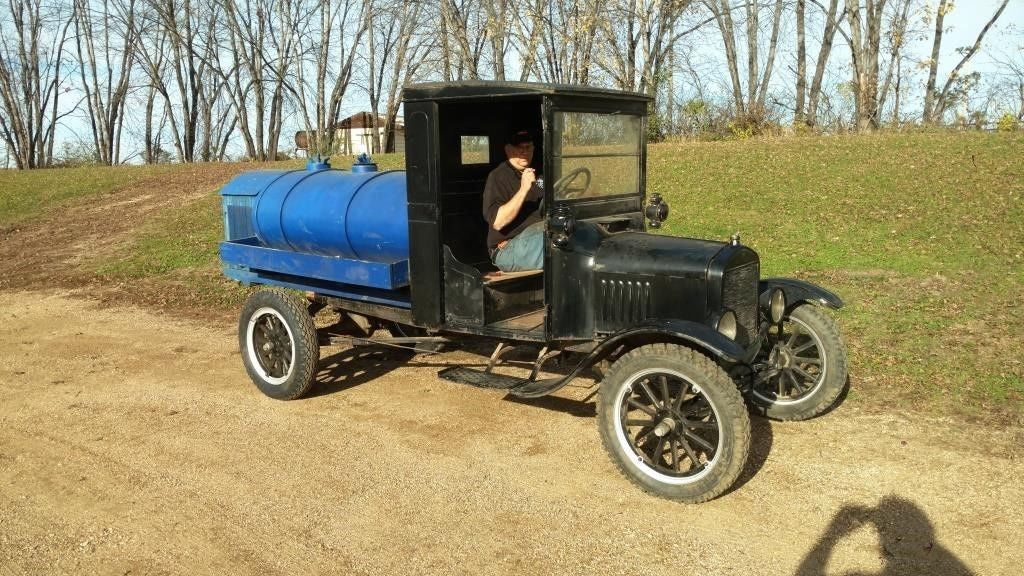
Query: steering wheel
553 167 592 199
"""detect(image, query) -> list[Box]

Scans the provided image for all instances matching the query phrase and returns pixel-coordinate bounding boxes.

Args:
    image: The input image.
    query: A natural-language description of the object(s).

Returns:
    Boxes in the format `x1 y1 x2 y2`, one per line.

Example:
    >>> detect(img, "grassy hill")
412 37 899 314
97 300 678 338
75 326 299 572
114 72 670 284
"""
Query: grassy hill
651 133 1023 421
1 132 1021 421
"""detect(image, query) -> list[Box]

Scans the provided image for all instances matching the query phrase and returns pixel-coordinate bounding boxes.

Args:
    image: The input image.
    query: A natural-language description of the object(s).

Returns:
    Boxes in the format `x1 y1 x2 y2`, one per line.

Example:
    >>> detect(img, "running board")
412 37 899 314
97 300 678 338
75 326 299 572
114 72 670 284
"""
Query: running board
437 366 570 398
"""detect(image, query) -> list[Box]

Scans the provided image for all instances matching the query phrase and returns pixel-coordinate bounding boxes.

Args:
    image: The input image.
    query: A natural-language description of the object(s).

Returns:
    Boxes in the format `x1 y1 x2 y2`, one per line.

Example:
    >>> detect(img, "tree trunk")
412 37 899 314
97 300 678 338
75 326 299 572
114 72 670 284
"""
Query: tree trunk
877 0 911 121
807 0 840 127
755 0 785 110
0 0 74 168
745 0 758 112
922 0 949 124
708 0 745 114
846 0 886 131
795 0 806 124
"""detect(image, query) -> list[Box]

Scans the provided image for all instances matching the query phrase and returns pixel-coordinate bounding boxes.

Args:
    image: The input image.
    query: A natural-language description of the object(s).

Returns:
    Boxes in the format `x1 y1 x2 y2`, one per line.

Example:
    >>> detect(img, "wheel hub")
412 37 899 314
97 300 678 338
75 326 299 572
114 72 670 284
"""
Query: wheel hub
769 345 794 369
653 417 676 437
778 347 793 368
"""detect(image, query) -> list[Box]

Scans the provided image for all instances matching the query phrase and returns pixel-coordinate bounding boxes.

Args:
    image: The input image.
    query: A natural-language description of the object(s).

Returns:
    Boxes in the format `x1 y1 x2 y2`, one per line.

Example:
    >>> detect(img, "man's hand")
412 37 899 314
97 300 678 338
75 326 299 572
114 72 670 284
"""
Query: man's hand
493 169 537 231
521 168 536 190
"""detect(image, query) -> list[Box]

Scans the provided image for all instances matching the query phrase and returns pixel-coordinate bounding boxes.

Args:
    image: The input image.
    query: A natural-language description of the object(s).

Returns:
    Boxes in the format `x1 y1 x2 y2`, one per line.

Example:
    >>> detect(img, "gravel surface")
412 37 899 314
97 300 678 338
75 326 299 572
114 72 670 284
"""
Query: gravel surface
0 290 1019 575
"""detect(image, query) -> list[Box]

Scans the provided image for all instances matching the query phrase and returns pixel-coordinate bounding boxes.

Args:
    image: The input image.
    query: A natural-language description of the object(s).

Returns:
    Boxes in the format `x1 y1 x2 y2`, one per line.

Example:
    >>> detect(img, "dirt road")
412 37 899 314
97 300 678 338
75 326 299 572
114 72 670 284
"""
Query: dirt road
0 289 1019 575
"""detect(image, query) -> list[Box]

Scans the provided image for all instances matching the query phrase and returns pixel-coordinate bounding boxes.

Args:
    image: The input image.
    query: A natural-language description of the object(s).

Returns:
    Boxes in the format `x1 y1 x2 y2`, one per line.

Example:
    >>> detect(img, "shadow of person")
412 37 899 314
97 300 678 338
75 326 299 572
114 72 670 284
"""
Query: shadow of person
796 496 974 576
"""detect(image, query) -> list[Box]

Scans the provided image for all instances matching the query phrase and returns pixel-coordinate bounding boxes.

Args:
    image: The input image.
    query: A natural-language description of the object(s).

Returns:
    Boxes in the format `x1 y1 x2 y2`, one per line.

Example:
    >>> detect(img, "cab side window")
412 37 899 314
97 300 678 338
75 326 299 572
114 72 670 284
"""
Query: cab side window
460 135 490 165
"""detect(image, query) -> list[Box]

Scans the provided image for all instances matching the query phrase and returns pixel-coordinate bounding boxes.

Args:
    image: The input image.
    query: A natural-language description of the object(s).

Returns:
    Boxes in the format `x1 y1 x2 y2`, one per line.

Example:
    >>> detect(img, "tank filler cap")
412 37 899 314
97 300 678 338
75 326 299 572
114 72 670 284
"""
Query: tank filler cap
351 153 378 173
306 156 331 171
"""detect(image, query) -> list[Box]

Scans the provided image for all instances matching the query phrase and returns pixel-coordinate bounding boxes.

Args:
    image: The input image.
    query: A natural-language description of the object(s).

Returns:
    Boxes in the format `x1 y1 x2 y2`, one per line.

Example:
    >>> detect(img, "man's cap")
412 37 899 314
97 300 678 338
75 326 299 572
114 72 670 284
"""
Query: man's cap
505 129 534 146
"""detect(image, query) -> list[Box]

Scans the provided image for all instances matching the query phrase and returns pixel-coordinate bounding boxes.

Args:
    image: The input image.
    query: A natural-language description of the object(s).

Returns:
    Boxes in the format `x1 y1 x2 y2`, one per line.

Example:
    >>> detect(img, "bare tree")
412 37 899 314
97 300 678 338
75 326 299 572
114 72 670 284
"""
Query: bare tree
290 0 369 157
845 0 886 131
875 0 913 124
706 0 785 116
806 0 841 127
133 0 223 162
220 0 302 161
508 0 544 82
922 0 1009 124
989 28 1024 121
437 0 486 80
596 0 696 94
72 0 138 165
482 0 511 80
920 0 949 123
529 0 603 84
795 0 807 123
434 0 512 81
131 0 168 163
0 0 75 169
364 0 428 153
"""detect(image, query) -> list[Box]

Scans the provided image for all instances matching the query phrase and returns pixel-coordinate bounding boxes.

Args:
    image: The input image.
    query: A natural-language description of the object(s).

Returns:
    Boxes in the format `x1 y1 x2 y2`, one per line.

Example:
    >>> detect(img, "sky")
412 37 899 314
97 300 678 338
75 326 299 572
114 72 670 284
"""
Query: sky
676 0 1023 122
3 0 1022 167
918 0 1021 83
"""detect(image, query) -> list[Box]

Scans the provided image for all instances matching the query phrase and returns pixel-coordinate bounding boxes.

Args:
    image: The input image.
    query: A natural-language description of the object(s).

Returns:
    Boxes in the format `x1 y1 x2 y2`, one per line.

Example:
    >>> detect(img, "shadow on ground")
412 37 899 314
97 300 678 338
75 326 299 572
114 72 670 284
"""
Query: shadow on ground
306 345 491 398
728 414 774 495
306 347 416 397
796 496 975 576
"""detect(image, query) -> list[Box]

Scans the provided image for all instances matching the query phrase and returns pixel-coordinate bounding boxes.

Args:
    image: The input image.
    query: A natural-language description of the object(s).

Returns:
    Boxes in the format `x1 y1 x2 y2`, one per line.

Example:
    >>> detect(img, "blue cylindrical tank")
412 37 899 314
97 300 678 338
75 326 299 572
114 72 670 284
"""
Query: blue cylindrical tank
225 162 409 262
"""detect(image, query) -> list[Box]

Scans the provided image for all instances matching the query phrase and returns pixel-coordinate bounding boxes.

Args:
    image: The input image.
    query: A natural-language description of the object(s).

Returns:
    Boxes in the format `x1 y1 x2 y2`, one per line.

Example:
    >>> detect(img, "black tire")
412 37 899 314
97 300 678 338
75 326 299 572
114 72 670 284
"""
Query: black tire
750 304 848 421
597 344 751 503
238 288 320 400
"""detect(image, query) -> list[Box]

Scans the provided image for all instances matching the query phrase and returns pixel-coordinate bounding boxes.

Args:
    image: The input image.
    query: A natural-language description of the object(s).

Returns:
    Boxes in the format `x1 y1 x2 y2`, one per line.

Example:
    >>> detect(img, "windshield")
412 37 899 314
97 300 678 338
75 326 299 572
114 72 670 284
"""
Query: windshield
551 111 642 201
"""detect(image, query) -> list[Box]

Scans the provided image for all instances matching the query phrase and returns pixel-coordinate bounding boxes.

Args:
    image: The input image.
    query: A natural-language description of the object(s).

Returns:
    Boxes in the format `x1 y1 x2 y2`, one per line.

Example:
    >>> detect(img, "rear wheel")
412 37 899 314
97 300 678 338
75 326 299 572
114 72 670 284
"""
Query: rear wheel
597 344 750 503
239 288 319 400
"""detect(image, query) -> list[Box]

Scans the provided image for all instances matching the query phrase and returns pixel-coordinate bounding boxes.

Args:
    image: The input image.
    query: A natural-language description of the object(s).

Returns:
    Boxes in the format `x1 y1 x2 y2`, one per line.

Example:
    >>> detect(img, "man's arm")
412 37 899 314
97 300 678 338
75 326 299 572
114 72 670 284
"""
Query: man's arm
492 168 536 230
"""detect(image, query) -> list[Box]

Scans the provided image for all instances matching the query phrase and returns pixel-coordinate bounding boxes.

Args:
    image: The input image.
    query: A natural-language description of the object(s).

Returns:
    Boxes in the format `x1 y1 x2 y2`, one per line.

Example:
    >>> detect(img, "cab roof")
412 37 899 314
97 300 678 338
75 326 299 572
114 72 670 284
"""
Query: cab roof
402 81 653 104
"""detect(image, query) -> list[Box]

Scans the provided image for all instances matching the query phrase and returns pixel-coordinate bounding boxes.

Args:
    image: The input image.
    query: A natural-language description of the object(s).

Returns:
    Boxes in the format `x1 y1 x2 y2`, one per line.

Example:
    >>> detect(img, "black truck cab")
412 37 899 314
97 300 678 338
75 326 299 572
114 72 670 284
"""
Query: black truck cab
404 83 649 339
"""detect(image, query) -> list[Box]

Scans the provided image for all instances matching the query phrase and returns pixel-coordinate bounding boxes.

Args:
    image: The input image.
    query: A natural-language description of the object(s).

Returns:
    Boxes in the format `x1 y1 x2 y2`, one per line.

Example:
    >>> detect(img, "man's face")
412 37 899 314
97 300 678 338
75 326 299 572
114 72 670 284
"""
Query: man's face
504 141 534 171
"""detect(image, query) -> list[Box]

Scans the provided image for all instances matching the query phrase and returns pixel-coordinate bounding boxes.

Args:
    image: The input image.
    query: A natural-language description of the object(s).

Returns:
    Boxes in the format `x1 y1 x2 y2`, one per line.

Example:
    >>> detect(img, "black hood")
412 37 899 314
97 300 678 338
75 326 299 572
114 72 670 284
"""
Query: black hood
593 232 728 279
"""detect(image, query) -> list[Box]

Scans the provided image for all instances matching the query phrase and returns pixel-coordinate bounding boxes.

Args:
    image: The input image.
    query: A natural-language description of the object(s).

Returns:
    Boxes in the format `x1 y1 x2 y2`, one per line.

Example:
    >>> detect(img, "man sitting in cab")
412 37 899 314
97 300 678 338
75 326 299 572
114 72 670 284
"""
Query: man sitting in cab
482 129 545 272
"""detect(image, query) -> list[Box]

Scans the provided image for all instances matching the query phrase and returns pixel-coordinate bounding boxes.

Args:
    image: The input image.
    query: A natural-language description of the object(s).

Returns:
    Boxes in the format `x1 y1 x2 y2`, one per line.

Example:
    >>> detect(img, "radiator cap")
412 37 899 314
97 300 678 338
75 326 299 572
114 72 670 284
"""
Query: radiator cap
351 153 378 173
306 157 331 172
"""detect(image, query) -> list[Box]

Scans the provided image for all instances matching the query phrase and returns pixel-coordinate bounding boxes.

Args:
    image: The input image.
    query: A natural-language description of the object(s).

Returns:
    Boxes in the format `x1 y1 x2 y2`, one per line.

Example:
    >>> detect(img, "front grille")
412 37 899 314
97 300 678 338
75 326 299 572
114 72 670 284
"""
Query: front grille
223 197 256 241
722 261 758 345
597 278 651 327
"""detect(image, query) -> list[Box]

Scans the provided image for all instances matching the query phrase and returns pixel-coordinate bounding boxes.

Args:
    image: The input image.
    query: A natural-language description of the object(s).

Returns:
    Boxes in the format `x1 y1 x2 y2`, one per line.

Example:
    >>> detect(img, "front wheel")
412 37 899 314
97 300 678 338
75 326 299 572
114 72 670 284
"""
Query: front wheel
749 304 848 421
597 344 750 503
238 288 320 400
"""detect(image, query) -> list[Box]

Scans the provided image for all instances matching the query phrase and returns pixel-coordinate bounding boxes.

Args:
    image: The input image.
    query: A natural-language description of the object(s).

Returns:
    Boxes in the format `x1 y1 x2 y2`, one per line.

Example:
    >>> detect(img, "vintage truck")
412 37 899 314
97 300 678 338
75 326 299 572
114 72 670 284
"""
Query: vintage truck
219 81 848 503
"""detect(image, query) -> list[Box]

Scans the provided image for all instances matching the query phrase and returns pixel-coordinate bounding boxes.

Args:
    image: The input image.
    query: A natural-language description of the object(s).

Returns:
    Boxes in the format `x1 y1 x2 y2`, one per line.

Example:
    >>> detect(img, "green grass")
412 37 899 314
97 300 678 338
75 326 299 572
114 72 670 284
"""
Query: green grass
97 191 225 277
651 131 1024 419
0 164 184 229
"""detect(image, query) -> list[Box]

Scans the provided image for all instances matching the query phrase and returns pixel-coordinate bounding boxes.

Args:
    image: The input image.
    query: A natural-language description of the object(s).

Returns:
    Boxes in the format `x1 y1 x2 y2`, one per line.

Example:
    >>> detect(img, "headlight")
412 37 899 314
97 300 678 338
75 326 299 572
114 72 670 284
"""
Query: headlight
770 289 786 324
716 310 738 340
548 205 576 248
645 193 669 228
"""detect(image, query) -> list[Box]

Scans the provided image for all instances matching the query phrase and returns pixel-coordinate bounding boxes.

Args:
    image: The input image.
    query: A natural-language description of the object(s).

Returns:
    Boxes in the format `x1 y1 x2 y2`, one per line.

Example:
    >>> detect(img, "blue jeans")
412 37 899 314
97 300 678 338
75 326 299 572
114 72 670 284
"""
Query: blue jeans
493 220 545 272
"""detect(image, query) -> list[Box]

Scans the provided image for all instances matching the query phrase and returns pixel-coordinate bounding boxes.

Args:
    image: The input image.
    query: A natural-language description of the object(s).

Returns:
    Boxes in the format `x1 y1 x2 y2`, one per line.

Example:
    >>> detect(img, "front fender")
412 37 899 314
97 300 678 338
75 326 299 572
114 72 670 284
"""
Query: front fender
759 278 844 311
590 319 748 365
529 320 748 398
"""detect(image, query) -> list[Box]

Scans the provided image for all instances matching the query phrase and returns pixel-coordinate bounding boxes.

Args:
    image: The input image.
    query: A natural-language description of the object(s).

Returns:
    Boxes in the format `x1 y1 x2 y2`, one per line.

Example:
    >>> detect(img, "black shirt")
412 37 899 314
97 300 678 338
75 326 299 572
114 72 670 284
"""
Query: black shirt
482 161 543 249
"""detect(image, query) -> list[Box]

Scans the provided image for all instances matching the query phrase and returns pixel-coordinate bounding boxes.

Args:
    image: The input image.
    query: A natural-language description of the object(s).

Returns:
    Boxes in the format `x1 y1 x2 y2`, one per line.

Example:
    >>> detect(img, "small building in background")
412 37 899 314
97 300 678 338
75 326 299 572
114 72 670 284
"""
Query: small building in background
294 112 405 157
